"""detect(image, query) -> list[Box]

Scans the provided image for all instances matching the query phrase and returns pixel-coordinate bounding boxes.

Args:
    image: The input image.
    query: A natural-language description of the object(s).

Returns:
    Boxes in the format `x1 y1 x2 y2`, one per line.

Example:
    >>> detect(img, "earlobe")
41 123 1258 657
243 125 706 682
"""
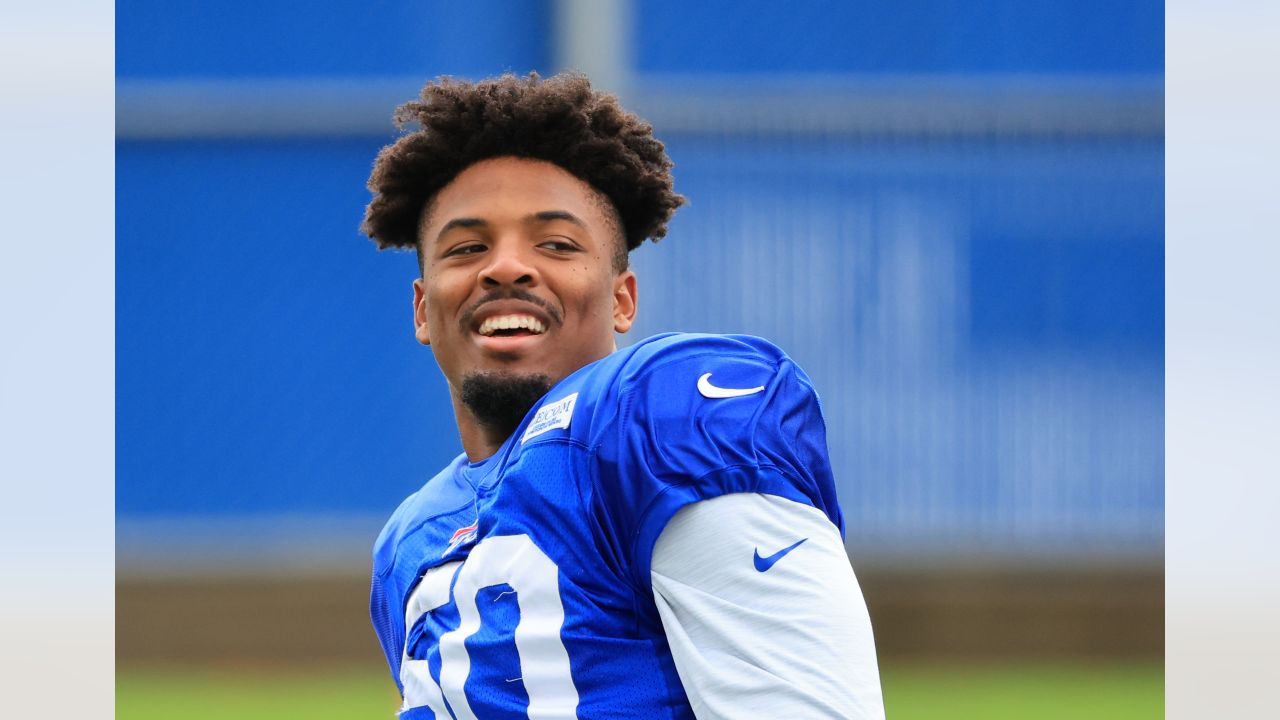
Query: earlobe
412 278 431 346
612 271 638 333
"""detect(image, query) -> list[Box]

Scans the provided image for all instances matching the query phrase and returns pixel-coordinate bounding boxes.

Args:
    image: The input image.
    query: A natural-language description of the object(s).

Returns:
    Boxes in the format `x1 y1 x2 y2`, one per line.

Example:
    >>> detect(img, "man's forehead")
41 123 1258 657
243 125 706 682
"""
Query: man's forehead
420 157 621 240
438 159 592 207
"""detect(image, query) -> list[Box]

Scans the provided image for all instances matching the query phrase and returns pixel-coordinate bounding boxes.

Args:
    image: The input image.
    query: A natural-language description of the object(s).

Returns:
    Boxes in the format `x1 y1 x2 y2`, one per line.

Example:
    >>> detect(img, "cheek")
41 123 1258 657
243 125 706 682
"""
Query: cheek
423 281 460 326
572 277 617 325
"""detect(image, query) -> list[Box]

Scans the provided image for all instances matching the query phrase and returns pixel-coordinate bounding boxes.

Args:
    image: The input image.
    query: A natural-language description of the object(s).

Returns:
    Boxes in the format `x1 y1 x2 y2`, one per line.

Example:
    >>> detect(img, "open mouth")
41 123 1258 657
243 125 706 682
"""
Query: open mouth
477 314 547 338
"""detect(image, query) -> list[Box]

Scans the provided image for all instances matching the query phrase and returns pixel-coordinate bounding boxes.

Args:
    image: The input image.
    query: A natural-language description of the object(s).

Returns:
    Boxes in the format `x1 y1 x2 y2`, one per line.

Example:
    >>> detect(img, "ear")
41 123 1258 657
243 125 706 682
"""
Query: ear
612 270 638 333
412 278 431 346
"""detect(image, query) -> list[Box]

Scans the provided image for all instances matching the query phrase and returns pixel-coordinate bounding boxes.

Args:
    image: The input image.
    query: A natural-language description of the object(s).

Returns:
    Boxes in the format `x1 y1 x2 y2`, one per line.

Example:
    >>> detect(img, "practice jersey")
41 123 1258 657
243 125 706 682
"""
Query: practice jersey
370 333 846 719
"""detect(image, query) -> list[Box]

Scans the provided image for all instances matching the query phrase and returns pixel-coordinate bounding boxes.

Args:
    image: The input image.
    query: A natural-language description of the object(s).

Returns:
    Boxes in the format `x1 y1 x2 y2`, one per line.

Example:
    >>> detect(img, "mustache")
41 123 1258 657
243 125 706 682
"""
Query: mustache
460 288 563 329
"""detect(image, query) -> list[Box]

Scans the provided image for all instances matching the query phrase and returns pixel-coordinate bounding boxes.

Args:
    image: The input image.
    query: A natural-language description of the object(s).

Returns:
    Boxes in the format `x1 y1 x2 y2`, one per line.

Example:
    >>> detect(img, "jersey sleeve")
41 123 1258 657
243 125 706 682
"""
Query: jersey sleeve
592 335 844 590
651 493 884 719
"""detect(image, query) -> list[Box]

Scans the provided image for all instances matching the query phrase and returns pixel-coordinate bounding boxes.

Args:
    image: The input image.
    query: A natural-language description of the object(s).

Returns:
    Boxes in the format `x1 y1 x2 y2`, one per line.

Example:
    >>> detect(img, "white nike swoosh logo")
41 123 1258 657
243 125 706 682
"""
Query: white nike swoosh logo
697 373 765 399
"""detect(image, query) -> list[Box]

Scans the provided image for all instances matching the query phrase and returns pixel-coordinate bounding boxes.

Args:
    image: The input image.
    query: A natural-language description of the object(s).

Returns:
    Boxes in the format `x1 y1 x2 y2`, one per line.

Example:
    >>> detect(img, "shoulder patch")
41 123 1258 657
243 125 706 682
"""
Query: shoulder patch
521 392 579 443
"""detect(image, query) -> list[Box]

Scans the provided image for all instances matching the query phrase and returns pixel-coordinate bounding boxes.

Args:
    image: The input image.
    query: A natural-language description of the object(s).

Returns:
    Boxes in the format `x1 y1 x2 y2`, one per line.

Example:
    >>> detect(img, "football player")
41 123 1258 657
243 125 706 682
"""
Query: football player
361 73 884 719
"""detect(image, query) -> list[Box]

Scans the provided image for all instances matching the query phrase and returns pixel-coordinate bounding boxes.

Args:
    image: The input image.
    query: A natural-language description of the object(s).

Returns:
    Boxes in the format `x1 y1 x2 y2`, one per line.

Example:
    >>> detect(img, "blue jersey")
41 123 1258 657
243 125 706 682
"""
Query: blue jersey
370 333 845 719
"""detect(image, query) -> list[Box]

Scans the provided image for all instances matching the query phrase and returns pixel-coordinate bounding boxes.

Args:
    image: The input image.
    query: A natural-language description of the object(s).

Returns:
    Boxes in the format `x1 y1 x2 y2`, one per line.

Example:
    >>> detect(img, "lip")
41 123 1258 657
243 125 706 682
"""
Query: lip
473 331 549 356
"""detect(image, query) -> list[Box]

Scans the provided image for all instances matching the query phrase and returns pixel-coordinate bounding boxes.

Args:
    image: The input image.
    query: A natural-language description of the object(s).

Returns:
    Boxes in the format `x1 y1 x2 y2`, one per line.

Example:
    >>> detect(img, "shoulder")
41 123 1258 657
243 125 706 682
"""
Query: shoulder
371 453 472 576
561 332 828 463
570 333 812 441
590 333 843 559
609 333 822 440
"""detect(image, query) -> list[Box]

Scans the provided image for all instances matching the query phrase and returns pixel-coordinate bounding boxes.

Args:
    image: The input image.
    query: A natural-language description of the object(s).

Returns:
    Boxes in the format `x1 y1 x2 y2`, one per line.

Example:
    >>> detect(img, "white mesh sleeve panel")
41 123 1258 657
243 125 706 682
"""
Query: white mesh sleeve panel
651 493 885 720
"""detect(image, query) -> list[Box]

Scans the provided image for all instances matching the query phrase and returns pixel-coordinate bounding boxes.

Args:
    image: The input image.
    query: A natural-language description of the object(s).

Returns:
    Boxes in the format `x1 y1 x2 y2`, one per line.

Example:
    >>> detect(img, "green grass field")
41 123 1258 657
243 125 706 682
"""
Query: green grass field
117 661 1162 719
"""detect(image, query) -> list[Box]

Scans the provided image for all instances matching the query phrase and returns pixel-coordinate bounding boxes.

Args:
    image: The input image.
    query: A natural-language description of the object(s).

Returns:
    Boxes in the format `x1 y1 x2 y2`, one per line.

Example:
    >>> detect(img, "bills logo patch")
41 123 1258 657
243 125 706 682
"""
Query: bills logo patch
521 392 579 443
441 521 478 558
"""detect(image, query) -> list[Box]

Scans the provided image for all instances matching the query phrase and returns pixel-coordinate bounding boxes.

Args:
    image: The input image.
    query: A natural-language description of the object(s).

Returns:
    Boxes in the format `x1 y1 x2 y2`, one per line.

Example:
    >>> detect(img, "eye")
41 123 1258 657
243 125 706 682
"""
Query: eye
444 242 486 258
538 237 580 252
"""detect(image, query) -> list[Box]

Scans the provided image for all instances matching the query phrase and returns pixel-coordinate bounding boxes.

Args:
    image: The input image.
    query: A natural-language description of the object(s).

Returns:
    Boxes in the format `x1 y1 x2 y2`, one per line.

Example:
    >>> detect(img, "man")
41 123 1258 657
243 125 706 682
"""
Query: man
362 73 884 719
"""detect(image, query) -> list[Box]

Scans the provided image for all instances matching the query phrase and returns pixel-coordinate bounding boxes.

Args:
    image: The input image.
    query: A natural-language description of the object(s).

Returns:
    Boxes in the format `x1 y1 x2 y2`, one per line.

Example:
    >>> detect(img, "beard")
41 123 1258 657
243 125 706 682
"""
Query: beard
459 371 553 441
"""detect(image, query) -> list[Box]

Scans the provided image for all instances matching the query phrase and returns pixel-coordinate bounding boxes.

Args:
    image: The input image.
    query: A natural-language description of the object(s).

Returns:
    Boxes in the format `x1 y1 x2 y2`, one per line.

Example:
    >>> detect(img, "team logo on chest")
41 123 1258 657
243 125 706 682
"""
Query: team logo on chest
441 521 479 558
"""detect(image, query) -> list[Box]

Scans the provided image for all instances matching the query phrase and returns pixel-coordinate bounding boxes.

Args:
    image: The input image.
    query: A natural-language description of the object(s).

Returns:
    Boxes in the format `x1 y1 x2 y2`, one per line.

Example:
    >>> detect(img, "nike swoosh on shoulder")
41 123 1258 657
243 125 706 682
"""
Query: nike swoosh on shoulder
697 373 765 399
753 538 808 572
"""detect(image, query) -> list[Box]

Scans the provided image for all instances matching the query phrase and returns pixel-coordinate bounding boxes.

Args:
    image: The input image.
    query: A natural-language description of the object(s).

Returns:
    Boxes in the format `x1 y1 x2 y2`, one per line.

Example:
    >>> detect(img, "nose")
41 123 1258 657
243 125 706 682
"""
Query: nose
479 241 537 289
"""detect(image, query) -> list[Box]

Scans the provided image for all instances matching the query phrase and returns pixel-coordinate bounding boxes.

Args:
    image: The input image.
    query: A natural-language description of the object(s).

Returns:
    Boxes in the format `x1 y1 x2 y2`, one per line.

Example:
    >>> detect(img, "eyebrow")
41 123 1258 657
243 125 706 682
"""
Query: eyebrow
435 217 488 240
434 211 588 243
529 210 588 229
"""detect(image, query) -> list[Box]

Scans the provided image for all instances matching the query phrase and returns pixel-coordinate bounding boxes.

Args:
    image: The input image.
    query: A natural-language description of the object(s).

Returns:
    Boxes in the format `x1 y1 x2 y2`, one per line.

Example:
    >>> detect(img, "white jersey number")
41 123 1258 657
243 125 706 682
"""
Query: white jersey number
400 534 580 719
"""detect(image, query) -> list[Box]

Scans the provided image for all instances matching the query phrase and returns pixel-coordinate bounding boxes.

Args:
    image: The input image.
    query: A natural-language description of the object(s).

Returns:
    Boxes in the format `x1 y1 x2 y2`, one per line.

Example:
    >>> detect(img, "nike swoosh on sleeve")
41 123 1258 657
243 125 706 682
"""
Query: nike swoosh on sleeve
753 538 808 572
697 373 765 399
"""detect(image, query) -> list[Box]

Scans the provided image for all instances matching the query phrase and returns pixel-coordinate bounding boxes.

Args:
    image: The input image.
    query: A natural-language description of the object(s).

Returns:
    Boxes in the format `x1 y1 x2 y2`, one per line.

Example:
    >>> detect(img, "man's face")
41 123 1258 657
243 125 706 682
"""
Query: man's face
413 156 637 396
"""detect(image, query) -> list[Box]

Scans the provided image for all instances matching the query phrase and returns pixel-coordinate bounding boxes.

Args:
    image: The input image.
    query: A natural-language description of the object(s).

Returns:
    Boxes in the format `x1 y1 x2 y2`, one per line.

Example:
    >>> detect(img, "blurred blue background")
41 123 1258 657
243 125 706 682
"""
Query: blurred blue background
116 0 1162 566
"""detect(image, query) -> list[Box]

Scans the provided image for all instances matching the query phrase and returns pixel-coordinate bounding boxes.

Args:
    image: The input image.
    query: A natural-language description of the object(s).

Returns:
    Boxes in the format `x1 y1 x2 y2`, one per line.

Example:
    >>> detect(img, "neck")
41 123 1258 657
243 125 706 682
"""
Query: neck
452 394 510 463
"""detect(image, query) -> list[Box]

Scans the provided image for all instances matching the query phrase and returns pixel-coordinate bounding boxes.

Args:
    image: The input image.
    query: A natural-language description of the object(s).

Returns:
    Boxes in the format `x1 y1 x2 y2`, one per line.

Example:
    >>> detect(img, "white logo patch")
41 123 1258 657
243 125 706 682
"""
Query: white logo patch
521 392 579 443
697 373 765 399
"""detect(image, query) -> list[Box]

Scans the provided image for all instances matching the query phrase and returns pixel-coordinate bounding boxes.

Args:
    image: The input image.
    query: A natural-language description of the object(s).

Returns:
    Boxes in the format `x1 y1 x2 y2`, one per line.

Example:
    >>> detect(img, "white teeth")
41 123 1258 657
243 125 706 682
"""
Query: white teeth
478 314 547 336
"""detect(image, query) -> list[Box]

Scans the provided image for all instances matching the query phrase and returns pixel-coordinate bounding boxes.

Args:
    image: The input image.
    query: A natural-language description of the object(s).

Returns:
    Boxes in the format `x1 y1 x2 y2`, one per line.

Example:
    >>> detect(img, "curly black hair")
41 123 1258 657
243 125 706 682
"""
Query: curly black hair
361 72 685 272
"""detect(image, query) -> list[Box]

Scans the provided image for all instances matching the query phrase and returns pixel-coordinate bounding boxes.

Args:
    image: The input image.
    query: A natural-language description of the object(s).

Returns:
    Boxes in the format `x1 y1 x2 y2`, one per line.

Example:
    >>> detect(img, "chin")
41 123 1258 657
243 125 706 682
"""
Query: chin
460 371 553 438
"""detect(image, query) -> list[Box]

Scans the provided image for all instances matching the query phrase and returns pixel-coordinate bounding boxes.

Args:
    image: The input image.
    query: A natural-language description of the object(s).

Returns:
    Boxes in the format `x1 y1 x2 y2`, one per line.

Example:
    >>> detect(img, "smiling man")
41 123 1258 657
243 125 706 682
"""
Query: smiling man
362 73 884 719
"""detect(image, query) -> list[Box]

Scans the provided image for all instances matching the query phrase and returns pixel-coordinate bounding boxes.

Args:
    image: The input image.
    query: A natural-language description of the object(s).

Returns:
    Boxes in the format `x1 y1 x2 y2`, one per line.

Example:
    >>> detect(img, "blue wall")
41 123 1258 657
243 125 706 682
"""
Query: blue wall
118 0 552 78
117 138 447 515
636 0 1162 75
